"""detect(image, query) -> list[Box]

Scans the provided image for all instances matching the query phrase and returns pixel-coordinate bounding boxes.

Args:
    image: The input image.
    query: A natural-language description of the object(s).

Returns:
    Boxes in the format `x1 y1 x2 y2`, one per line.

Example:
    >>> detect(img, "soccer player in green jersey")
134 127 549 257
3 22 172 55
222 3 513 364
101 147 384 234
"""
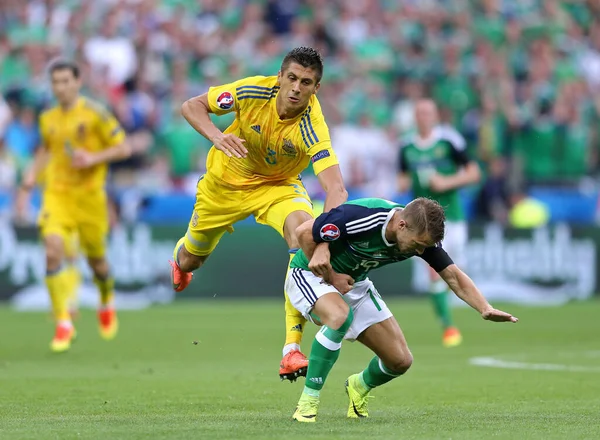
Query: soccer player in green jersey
286 197 517 422
397 99 481 347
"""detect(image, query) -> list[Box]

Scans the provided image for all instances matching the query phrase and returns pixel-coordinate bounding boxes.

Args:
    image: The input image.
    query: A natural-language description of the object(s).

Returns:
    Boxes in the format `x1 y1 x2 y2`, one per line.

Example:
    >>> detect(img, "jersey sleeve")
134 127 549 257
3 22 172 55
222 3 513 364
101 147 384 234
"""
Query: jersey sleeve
206 76 276 116
419 243 454 272
96 108 126 148
38 113 50 148
311 204 389 243
303 107 338 175
397 144 409 173
439 128 471 167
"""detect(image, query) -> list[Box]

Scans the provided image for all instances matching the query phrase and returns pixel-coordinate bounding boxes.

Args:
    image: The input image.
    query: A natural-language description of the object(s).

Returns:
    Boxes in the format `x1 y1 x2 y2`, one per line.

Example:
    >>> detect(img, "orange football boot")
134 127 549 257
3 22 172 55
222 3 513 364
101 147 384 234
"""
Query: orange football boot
98 307 119 340
443 326 462 347
169 260 193 292
50 323 76 353
280 349 309 382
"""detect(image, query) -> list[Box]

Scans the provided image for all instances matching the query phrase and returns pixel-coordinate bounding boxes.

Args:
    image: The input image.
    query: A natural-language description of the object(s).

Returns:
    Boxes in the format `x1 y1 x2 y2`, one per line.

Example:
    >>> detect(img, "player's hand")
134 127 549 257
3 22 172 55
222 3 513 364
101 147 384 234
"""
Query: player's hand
71 149 99 169
308 244 332 279
428 173 451 193
325 272 354 294
481 307 519 323
212 133 247 158
14 186 32 224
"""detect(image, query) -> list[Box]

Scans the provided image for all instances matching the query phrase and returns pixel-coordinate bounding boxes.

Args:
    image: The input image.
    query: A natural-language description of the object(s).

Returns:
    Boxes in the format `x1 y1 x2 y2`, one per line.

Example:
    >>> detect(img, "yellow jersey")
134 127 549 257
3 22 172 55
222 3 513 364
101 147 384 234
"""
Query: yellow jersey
206 75 338 187
39 97 125 193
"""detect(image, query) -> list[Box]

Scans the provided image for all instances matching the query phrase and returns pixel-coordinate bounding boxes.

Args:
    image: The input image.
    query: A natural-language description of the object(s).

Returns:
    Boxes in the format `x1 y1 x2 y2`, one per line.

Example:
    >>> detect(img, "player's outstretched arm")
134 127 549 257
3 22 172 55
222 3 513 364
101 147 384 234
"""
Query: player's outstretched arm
316 165 348 212
439 264 518 323
181 93 247 158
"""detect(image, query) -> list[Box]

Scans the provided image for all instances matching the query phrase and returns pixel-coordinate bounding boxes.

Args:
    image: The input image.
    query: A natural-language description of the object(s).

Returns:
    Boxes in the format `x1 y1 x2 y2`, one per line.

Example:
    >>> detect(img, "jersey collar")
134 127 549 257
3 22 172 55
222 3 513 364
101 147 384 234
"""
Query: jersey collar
382 208 402 247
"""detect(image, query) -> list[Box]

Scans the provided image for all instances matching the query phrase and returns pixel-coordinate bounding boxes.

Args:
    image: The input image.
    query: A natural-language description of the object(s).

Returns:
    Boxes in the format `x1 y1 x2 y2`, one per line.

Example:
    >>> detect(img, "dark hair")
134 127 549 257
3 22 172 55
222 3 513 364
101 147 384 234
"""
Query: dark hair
48 59 80 79
280 46 324 83
403 197 446 244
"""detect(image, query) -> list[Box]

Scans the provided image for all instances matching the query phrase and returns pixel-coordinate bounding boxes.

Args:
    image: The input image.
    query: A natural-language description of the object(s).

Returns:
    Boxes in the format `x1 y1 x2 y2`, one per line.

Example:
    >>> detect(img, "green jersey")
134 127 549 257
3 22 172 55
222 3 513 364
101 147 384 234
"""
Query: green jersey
398 126 471 222
290 198 453 282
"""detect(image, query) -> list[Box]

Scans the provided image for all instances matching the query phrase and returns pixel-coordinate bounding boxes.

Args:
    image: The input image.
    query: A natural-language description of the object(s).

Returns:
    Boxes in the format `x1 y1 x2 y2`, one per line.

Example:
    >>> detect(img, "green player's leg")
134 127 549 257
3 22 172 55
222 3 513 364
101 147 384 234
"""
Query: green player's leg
348 316 413 418
429 274 462 347
293 293 354 423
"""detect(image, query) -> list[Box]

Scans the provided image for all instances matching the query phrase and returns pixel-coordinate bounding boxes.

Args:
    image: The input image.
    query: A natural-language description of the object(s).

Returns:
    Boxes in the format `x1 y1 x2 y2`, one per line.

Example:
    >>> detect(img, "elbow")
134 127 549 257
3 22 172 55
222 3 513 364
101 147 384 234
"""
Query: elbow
120 142 133 159
181 100 191 120
469 163 482 184
328 184 348 203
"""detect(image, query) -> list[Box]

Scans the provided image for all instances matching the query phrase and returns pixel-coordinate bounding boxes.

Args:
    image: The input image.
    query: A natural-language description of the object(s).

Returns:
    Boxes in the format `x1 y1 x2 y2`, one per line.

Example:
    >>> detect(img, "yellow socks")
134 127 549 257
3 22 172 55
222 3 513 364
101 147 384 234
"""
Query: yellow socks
94 275 115 307
64 263 81 310
284 250 306 353
45 267 71 323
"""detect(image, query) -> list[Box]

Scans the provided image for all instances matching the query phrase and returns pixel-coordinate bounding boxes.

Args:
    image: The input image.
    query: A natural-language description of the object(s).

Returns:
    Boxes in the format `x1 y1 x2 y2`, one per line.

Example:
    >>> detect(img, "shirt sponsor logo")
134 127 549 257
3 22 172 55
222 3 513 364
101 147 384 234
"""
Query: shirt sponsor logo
311 150 330 163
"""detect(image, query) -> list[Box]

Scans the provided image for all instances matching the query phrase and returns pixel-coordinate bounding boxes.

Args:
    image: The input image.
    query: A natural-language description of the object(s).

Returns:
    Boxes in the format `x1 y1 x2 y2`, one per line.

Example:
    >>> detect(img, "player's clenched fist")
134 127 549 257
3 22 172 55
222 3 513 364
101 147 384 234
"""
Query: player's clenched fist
212 133 248 158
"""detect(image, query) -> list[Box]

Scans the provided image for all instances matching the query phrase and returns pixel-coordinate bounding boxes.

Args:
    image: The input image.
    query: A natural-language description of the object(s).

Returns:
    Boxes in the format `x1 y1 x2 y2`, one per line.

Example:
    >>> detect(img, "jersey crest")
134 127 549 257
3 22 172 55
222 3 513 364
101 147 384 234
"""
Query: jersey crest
282 139 297 157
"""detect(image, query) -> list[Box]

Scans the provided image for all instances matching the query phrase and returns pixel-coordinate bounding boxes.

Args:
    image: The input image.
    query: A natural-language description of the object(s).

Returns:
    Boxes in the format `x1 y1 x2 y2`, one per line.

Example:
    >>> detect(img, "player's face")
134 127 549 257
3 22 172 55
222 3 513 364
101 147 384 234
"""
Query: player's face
395 222 436 255
51 69 81 106
415 100 438 134
277 62 320 113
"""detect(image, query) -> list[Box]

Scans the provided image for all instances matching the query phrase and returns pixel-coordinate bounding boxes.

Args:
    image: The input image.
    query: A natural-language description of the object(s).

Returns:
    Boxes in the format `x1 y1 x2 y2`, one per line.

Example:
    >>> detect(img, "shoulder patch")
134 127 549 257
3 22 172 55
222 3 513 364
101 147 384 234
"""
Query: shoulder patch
319 223 340 241
216 91 235 109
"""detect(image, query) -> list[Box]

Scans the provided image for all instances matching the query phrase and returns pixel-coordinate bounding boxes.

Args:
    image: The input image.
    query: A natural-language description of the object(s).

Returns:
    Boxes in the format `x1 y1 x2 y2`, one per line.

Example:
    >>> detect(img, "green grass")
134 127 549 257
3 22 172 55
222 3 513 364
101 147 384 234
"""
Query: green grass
1 299 599 440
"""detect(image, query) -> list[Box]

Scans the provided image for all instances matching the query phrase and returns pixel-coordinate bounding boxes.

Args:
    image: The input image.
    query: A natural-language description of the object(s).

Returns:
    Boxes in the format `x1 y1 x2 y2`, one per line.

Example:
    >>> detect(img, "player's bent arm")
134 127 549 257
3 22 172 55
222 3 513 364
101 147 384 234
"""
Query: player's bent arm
438 264 491 314
440 161 481 191
296 219 334 280
316 165 348 212
94 141 132 164
181 93 223 144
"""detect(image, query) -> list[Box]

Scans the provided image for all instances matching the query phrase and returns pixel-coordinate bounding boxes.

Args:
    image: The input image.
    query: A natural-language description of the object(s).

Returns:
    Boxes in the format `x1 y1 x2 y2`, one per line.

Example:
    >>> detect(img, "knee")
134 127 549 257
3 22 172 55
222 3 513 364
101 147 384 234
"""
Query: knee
327 302 353 331
88 257 109 277
386 349 413 374
44 239 63 270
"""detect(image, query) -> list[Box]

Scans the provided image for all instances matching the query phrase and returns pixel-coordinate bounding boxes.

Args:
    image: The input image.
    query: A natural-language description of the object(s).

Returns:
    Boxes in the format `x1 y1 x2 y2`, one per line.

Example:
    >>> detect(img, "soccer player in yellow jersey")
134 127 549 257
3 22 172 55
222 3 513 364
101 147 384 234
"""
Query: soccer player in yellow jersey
169 47 348 380
19 60 131 352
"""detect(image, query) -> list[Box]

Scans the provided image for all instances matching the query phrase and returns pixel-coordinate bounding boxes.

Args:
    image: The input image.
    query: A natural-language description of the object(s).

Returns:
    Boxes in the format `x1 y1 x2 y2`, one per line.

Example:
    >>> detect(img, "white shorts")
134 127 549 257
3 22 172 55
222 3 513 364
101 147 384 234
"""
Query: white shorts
285 268 393 341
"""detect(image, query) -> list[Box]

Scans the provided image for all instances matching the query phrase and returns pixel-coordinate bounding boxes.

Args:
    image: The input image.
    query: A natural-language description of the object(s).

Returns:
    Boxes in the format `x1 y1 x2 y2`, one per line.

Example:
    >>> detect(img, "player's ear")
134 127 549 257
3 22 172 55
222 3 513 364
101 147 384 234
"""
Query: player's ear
314 82 320 94
277 70 282 84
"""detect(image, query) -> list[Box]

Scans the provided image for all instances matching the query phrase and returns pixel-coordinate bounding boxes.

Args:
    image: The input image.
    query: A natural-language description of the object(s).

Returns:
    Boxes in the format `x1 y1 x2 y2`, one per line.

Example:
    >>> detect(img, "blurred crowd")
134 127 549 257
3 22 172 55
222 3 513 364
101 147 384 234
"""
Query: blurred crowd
1 0 600 222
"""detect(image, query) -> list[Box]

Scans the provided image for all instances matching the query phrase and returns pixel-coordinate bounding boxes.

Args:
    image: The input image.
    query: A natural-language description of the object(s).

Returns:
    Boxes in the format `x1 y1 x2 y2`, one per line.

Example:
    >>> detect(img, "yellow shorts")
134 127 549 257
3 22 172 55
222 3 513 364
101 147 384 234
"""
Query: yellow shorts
38 190 109 259
183 174 314 256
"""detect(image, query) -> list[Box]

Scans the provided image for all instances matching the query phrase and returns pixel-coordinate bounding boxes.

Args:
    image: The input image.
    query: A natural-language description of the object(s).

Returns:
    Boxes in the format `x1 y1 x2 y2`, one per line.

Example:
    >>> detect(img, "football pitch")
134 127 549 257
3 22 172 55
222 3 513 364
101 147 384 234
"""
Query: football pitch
1 299 599 440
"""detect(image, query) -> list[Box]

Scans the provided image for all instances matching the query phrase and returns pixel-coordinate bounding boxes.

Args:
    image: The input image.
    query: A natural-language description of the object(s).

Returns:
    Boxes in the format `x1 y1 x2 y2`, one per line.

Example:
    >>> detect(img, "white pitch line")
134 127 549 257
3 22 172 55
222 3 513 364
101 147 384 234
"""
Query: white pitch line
469 356 600 373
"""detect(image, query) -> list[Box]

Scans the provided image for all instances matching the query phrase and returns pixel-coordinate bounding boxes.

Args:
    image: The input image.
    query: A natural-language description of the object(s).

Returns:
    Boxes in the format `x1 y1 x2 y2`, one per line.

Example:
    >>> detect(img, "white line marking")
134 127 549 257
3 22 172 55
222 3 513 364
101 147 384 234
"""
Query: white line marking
469 357 600 373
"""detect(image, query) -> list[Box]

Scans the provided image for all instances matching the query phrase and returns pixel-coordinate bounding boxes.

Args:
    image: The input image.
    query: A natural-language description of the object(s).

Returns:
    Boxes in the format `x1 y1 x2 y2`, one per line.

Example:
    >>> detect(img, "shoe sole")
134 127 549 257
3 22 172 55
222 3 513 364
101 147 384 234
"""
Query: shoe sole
280 366 307 382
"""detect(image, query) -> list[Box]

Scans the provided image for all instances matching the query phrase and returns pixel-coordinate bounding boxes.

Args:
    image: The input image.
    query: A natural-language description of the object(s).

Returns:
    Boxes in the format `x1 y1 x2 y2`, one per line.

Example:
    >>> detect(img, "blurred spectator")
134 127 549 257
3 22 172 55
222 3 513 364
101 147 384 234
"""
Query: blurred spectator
0 0 599 223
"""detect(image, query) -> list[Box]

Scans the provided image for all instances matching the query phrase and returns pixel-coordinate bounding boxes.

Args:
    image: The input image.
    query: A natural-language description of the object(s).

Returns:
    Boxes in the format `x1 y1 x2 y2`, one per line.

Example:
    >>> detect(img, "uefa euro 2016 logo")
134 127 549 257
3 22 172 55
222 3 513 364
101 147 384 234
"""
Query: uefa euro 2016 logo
216 92 234 110
320 224 340 241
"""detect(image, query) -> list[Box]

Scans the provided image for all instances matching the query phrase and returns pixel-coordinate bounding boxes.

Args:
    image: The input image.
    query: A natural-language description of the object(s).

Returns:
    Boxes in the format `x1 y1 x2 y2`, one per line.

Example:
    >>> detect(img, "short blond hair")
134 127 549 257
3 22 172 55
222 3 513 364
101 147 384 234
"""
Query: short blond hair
402 197 446 243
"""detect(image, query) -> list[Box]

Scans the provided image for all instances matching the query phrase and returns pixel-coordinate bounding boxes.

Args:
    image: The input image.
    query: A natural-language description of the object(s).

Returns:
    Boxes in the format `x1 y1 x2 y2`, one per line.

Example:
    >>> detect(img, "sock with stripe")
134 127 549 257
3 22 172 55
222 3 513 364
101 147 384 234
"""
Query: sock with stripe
283 248 306 356
430 279 453 329
172 237 186 266
45 265 72 324
359 356 406 393
303 306 354 398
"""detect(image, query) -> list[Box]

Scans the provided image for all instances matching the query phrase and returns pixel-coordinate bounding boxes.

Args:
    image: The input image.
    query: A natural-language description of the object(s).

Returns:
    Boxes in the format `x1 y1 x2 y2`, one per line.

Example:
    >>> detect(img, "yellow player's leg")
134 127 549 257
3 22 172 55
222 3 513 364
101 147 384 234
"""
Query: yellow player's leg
39 193 77 353
254 179 314 381
79 192 118 340
170 174 242 292
63 231 81 319
43 233 77 353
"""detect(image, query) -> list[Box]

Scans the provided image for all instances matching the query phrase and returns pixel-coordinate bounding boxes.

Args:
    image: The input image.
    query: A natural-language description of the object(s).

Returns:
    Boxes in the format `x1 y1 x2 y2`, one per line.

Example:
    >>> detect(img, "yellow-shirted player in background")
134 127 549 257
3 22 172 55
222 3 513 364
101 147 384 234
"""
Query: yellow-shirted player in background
18 60 131 352
170 47 348 380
